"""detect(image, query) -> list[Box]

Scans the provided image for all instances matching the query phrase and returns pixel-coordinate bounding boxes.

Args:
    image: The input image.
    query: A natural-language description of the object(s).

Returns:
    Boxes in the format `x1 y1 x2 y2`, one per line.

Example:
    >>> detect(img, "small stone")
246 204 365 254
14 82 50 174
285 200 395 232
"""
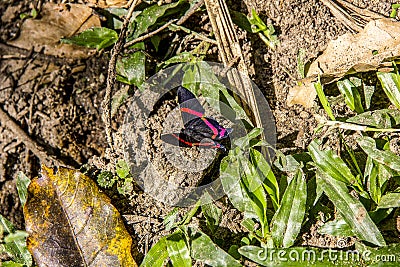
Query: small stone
299 111 309 119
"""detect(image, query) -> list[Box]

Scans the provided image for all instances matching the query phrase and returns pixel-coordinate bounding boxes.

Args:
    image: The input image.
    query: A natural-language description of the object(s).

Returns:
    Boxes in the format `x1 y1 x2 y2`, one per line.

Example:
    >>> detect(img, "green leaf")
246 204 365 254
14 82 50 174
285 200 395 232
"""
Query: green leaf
140 236 169 267
337 78 364 113
150 35 161 52
0 214 15 234
0 215 32 266
4 231 28 243
116 160 130 179
188 227 241 267
116 42 146 87
159 52 197 69
164 207 179 231
132 0 187 38
239 245 351 266
60 28 118 49
230 10 252 33
16 172 30 207
248 9 267 33
377 69 400 110
97 171 115 188
201 202 222 233
346 109 400 128
1 261 25 267
241 155 269 238
314 77 335 120
250 148 279 210
220 150 256 216
364 156 382 204
234 128 263 149
318 218 354 237
308 140 362 190
166 230 192 267
358 136 400 172
377 192 400 208
180 200 201 226
317 171 386 246
271 169 306 248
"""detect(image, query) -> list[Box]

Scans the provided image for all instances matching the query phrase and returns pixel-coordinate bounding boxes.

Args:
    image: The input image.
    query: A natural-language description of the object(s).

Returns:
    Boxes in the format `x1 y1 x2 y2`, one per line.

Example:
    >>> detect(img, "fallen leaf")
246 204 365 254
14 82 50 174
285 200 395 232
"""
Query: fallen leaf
9 3 101 59
287 18 400 107
24 165 137 267
85 0 128 8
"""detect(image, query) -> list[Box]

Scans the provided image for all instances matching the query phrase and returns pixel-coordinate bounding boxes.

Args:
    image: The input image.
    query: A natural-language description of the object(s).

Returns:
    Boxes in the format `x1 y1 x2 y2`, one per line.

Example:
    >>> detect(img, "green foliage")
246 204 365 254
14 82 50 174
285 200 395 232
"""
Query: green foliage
231 8 279 50
16 172 30 207
97 171 116 188
270 169 306 248
314 77 335 120
96 160 133 195
61 28 118 49
337 77 364 113
377 64 400 109
116 42 146 87
0 215 32 267
247 9 279 50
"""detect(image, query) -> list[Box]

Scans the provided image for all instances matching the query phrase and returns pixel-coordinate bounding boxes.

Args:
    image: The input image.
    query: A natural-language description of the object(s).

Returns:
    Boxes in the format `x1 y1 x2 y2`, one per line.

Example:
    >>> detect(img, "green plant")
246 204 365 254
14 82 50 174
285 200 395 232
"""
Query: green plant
97 159 134 195
0 172 32 267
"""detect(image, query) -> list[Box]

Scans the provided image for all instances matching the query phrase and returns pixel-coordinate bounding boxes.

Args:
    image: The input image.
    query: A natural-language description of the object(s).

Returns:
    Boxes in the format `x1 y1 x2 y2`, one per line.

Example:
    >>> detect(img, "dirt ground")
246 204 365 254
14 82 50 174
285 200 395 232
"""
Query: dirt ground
0 0 398 263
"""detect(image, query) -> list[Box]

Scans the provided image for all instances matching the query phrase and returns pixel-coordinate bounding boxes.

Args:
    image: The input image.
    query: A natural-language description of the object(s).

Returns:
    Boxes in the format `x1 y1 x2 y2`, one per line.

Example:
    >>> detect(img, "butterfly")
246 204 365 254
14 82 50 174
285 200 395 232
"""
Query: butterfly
161 86 233 152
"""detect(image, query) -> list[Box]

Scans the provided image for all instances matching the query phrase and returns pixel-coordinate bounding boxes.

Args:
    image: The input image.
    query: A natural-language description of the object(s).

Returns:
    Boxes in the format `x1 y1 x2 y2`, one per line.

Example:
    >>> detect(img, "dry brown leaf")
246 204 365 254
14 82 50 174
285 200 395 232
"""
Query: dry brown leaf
9 3 100 59
287 18 400 108
24 165 137 267
85 0 128 8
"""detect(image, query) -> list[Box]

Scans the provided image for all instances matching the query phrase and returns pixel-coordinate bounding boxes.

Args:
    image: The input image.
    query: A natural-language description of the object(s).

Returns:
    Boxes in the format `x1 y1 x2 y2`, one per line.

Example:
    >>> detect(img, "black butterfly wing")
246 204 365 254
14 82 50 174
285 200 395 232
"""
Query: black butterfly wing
184 117 233 141
161 132 226 151
177 86 205 125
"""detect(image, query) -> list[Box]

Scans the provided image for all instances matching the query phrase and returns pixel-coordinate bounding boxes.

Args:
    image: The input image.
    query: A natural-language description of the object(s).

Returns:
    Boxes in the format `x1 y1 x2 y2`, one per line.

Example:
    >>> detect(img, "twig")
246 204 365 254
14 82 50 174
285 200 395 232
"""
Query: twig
204 0 270 157
176 0 205 25
0 105 64 167
169 24 218 44
124 19 177 49
101 0 141 151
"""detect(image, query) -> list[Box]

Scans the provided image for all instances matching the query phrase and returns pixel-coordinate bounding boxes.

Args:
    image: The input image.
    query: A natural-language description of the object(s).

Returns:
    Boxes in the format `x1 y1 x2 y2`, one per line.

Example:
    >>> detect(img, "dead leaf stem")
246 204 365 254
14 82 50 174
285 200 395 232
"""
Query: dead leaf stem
101 0 141 151
124 19 177 49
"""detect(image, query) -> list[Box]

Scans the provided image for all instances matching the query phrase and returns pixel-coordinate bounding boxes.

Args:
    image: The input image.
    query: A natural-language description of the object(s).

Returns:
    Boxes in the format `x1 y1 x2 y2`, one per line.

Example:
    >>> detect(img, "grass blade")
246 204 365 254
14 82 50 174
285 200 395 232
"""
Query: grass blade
250 148 280 210
337 78 364 113
16 172 30 207
308 140 362 191
357 136 400 172
377 69 400 110
188 227 241 267
314 77 335 120
317 171 386 246
377 192 400 209
220 150 256 216
140 237 169 267
270 169 306 248
166 230 192 267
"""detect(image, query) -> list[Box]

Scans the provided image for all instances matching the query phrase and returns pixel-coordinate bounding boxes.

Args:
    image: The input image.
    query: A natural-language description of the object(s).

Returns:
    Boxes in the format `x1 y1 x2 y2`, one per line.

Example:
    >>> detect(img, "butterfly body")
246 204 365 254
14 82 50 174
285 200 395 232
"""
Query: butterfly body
161 86 232 151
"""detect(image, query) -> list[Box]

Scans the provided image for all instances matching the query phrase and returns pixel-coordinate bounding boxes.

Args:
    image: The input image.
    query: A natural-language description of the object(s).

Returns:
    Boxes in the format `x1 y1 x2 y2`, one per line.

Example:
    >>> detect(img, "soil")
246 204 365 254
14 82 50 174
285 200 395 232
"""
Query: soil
0 0 399 265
